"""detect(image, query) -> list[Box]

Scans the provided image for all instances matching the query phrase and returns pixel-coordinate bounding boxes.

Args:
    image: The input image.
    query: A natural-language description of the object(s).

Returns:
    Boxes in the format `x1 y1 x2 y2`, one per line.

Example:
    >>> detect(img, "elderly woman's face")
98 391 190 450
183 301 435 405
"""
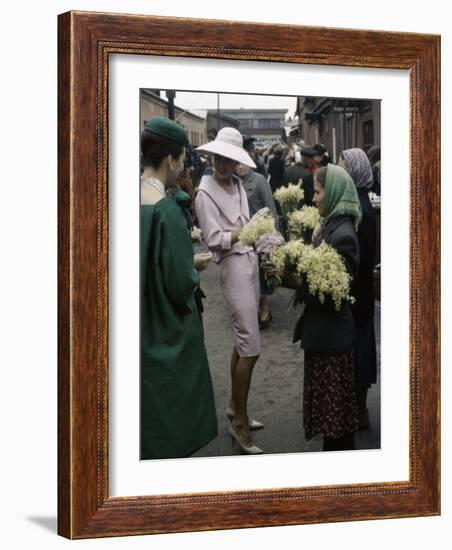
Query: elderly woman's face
313 177 325 215
213 154 238 183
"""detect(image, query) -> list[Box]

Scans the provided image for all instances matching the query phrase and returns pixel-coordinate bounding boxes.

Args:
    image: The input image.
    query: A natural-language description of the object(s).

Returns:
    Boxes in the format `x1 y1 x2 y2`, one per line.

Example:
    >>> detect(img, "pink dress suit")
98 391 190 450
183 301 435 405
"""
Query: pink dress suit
195 174 261 357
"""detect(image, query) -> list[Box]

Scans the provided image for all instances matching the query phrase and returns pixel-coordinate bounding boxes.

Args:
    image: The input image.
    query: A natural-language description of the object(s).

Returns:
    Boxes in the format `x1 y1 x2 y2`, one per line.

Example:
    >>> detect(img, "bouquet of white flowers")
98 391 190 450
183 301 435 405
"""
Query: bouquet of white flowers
287 206 321 243
273 182 305 216
269 240 353 311
270 239 306 277
239 212 278 247
296 242 354 310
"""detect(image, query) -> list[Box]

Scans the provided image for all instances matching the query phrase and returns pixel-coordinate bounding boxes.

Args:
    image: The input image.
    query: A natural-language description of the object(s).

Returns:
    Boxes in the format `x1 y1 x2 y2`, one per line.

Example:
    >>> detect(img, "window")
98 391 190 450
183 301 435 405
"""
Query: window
363 119 374 146
259 119 281 129
237 118 253 128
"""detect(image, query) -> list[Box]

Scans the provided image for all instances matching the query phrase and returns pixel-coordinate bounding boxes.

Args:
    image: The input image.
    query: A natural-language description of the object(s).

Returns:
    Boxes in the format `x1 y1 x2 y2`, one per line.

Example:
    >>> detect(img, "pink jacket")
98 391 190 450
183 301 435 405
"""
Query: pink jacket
195 174 253 262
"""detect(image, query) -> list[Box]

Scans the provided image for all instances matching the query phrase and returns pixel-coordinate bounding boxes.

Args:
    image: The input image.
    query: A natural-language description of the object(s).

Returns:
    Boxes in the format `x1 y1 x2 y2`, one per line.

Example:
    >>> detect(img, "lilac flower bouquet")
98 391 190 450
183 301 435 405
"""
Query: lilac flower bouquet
255 233 286 291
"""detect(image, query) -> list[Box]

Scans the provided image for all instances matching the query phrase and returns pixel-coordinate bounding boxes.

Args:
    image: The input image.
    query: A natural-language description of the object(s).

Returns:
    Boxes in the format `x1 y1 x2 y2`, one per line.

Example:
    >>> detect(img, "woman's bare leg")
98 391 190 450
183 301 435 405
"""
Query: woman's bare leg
259 295 270 321
231 354 259 446
228 347 240 412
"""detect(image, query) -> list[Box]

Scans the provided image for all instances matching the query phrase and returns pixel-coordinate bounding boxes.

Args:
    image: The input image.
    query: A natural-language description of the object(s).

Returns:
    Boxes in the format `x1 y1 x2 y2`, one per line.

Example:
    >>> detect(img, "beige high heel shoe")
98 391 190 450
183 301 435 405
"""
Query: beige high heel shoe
229 425 263 455
226 407 264 430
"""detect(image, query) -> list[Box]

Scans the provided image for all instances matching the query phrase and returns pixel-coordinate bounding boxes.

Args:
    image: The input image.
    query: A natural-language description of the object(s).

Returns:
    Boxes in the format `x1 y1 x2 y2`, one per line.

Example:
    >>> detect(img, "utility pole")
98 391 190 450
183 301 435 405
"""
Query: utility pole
166 90 176 120
217 93 220 132
342 108 346 151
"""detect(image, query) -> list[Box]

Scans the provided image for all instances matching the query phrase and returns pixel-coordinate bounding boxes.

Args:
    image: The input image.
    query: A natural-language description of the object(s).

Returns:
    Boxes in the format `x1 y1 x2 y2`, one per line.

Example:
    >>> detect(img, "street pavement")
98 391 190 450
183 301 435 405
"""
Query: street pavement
192 258 381 458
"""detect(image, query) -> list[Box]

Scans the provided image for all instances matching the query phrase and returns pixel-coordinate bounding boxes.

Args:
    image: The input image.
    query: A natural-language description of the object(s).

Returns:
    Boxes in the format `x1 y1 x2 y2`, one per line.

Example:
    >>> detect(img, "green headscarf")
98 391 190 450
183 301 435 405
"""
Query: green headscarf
322 164 362 228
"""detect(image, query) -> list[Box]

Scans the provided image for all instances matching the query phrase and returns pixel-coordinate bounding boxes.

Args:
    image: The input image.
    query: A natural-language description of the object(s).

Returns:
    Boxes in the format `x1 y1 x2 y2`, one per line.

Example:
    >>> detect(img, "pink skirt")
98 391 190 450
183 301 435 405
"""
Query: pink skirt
218 252 260 357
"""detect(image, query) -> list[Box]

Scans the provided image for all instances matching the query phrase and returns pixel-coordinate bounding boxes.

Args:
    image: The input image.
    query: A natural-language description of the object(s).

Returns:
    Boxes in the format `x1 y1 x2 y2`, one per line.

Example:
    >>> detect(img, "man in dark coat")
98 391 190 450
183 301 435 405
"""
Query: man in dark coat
268 145 285 192
283 146 317 205
243 136 268 179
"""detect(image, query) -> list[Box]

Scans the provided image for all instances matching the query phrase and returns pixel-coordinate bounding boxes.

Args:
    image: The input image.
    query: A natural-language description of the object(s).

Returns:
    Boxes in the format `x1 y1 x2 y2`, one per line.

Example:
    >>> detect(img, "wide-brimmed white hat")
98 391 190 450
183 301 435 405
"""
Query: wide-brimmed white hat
196 127 256 168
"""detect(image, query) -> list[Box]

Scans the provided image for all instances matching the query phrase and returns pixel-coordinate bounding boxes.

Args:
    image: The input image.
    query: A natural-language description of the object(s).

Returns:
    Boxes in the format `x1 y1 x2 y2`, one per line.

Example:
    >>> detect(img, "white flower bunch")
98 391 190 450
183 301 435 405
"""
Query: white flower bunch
296 242 353 310
273 183 305 214
270 240 307 277
239 214 278 247
288 206 320 236
270 240 353 310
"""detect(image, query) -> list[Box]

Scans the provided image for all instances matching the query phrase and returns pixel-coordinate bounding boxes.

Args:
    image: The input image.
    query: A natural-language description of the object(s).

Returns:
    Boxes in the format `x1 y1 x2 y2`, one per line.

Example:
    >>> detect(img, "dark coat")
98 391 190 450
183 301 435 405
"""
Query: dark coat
351 189 376 325
283 162 314 205
254 154 268 179
351 189 378 390
268 155 285 192
241 170 277 218
293 215 360 354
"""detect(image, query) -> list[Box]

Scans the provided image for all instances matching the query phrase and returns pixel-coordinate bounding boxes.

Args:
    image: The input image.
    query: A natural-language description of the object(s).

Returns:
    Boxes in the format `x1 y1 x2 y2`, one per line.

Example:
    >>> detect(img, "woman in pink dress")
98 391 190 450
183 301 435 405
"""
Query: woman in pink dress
195 128 264 455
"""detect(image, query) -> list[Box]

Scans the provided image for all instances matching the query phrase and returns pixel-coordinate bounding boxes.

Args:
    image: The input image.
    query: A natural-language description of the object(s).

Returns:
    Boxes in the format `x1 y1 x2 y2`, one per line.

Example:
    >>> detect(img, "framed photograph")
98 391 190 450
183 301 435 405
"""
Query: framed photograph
58 11 440 538
137 88 382 463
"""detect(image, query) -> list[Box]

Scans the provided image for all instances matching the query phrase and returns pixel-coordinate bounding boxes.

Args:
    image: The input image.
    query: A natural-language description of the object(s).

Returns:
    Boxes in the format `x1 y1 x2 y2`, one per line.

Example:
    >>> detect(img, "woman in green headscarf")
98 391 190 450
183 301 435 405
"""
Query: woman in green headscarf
291 164 362 451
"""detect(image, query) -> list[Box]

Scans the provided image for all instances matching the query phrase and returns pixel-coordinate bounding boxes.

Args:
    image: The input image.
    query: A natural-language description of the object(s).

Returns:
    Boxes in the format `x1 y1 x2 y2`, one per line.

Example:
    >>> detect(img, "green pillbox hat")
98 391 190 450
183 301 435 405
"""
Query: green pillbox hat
144 116 188 146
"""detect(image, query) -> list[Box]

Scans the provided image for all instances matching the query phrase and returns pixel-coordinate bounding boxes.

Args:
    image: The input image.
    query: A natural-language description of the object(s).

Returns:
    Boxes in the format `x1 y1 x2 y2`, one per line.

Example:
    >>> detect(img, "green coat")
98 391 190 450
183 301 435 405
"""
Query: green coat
140 196 217 459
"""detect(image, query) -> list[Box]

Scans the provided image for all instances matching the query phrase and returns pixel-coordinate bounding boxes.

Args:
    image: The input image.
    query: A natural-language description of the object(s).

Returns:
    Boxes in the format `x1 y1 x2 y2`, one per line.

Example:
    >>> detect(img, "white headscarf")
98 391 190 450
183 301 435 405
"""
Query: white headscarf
342 148 374 190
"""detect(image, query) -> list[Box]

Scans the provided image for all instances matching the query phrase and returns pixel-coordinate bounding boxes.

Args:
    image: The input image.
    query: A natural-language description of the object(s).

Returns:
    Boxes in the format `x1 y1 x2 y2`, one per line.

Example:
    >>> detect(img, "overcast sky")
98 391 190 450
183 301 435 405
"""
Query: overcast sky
165 90 299 120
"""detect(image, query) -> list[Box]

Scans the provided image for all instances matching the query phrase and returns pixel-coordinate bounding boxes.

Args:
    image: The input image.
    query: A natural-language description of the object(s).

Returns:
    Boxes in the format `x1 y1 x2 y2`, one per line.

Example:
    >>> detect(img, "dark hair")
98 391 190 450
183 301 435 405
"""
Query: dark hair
316 166 327 187
141 129 185 169
367 145 381 165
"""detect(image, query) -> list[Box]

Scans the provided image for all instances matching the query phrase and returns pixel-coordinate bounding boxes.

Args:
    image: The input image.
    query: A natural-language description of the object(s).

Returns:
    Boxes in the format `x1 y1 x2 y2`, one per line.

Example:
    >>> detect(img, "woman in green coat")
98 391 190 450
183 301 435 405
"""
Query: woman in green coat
140 117 217 459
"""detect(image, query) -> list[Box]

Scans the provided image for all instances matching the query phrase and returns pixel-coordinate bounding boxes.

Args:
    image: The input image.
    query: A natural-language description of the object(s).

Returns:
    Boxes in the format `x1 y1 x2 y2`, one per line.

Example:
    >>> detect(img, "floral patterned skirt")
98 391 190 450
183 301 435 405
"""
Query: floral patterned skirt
303 350 359 440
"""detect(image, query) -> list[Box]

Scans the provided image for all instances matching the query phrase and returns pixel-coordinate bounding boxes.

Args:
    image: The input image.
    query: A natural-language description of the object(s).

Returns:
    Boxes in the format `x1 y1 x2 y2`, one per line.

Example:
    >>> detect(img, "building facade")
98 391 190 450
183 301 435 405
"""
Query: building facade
294 97 381 163
209 108 288 143
205 112 240 139
140 90 207 146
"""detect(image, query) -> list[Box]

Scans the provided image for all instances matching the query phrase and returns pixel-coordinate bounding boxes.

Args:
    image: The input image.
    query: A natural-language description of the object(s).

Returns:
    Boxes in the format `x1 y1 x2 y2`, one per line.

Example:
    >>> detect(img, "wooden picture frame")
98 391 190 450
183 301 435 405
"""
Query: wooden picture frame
58 11 440 539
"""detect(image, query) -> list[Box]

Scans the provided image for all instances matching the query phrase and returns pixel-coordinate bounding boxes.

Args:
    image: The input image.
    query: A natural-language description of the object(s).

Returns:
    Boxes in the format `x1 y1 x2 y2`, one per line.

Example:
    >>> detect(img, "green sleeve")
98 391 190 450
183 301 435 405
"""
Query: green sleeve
159 201 200 314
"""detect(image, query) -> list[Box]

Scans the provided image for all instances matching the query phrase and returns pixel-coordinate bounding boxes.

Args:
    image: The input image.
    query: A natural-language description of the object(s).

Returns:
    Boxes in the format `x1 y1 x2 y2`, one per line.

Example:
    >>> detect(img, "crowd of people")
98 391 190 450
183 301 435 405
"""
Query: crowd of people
140 116 380 459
